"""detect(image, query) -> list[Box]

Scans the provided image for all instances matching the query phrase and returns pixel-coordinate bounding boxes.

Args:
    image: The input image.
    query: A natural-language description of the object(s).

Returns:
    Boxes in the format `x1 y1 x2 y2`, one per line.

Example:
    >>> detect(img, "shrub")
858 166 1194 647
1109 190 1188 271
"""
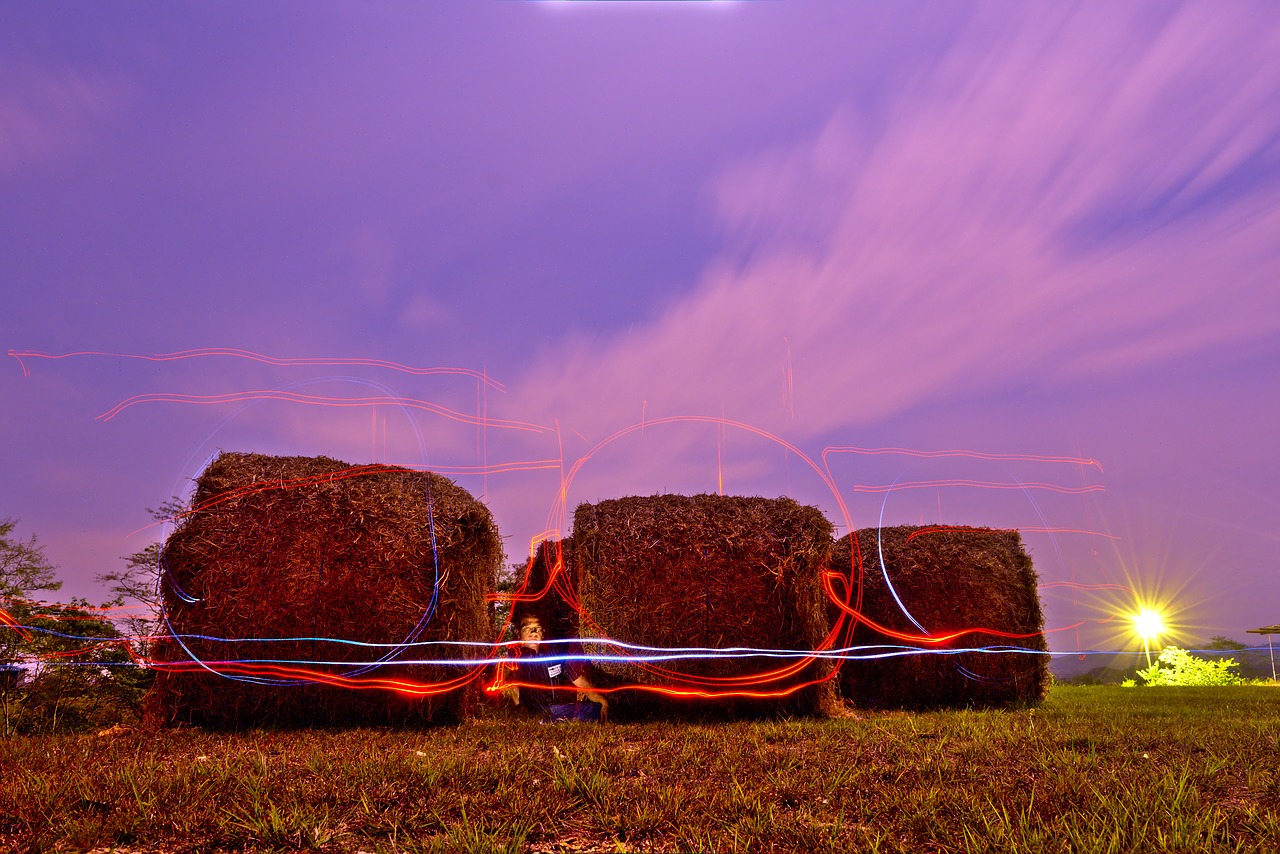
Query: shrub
1135 647 1244 686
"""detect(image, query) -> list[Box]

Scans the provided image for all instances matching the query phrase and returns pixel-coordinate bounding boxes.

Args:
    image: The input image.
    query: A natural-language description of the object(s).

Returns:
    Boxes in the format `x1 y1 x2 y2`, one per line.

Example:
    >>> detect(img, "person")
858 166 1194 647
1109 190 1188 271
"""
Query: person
505 613 608 722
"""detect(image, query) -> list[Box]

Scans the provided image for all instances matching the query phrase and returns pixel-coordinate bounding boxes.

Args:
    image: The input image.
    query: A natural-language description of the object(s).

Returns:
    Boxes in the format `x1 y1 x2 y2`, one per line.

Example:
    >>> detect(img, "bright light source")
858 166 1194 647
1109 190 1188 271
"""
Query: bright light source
1133 608 1164 642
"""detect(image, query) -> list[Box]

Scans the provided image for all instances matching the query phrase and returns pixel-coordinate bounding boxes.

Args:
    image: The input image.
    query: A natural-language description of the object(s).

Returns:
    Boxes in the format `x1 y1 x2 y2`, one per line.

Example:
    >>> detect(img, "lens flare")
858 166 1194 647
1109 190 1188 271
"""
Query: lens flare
1133 607 1165 642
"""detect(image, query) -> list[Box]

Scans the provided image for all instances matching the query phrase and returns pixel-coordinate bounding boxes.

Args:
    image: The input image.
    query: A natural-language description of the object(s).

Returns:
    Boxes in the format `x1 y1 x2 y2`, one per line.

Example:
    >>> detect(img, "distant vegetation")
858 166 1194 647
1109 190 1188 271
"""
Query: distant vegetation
1 517 155 736
1061 636 1275 687
1128 647 1246 687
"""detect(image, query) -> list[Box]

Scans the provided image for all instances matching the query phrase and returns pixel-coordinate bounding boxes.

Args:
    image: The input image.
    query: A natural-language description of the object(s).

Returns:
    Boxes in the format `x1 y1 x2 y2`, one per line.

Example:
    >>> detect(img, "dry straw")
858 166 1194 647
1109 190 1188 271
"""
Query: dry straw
510 538 580 643
148 452 502 727
829 525 1049 709
570 494 837 719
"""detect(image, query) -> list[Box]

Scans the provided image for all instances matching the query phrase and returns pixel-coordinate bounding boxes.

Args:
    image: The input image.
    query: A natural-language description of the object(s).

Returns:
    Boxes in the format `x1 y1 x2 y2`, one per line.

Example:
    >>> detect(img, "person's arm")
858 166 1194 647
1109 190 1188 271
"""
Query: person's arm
571 673 608 721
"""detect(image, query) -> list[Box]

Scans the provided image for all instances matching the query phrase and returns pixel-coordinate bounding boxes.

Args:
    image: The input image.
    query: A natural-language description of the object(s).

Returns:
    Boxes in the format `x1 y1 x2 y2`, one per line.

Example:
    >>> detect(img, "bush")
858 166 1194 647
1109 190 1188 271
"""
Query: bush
1135 647 1244 686
1 599 149 734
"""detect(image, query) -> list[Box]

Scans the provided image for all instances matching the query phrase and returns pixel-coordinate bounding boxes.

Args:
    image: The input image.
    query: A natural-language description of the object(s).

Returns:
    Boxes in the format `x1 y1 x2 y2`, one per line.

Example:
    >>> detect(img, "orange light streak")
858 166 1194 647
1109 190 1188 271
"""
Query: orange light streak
822 573 1044 644
7 347 506 389
143 658 484 697
905 525 1121 543
501 413 863 697
0 606 34 641
852 480 1104 494
822 445 1104 472
1038 582 1134 592
95 390 549 433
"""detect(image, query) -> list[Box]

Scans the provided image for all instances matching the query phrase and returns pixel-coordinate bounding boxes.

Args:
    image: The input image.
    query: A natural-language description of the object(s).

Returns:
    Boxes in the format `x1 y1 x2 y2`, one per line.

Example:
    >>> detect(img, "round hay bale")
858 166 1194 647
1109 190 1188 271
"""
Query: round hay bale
829 525 1049 709
149 452 502 728
572 494 837 719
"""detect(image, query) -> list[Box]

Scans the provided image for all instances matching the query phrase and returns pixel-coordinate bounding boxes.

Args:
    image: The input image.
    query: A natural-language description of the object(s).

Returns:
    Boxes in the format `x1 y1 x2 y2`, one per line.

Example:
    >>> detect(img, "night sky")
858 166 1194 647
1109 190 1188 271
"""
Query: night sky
3 1 1277 660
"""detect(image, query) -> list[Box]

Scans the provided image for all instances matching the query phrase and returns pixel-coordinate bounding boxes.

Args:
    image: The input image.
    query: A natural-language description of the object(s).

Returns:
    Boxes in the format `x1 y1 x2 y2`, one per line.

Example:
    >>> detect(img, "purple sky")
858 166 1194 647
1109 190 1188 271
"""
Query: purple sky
3 1 1277 659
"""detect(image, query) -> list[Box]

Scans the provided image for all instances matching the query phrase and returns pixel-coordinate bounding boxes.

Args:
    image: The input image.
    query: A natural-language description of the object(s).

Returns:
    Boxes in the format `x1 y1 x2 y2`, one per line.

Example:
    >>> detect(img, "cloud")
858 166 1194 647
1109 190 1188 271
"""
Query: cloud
513 2 1280 441
344 225 398 307
398 292 455 332
0 57 129 176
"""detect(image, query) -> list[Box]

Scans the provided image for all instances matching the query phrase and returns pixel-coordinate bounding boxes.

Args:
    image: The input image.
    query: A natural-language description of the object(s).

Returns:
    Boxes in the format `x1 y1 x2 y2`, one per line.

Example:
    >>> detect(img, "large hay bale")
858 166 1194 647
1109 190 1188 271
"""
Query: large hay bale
829 525 1049 709
149 452 502 728
572 494 836 718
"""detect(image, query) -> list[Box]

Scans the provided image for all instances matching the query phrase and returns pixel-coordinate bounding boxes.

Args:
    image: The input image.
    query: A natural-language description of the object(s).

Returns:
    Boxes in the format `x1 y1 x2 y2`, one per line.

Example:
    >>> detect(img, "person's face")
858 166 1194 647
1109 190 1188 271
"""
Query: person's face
519 619 544 650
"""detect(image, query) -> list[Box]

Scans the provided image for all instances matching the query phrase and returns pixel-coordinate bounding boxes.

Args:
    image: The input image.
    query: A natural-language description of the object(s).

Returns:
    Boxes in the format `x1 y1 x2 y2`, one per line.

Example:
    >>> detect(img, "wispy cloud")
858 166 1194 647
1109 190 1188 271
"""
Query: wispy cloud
514 3 1280 441
0 57 129 175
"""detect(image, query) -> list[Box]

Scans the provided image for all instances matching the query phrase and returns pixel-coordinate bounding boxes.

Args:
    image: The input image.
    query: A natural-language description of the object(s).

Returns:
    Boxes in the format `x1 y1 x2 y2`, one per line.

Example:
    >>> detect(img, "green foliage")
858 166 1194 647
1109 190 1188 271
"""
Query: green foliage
0 517 62 603
2 518 65 735
96 497 183 645
97 541 162 643
1136 646 1244 686
2 517 154 735
1 598 150 735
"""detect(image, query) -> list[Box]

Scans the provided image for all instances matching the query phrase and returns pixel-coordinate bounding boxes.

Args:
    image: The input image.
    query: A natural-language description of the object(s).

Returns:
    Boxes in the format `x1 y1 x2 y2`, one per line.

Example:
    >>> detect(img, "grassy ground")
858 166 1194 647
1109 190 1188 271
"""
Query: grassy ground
2 686 1278 853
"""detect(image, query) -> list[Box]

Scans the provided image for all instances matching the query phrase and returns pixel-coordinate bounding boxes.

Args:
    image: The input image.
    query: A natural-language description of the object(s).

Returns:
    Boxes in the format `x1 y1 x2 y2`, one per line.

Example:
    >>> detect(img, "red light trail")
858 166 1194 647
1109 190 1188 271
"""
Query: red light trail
7 347 506 389
822 445 1104 472
96 389 549 433
4 349 1140 704
851 480 1104 494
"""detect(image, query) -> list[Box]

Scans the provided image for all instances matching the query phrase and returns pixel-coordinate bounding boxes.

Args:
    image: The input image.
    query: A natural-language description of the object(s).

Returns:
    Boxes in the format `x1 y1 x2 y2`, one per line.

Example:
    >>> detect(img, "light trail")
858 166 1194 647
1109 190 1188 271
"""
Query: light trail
9 608 1161 702
96 390 550 433
822 445 1104 473
852 479 1104 494
506 413 862 695
905 525 1121 543
7 347 506 389
9 344 1129 702
1038 582 1134 592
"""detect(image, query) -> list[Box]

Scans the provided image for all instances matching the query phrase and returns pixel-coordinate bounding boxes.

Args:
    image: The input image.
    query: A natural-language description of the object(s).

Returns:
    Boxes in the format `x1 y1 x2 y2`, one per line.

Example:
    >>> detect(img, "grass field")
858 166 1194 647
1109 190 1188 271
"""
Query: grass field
2 686 1278 853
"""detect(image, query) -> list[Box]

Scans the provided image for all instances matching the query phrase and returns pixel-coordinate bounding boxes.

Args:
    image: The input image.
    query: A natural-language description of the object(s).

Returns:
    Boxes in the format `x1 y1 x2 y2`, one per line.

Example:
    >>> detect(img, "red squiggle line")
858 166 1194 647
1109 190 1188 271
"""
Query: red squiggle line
0 606 34 641
490 674 833 701
905 526 1014 544
904 526 1120 544
822 445 1103 472
852 480 1104 494
822 573 1044 644
1038 582 1134 592
96 390 549 433
144 658 484 697
1016 527 1120 540
7 348 505 390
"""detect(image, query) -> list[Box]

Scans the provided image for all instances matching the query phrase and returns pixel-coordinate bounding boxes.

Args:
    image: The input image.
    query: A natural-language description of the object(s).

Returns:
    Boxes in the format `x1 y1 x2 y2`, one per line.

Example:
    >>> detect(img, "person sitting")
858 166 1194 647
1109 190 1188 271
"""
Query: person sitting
505 613 608 723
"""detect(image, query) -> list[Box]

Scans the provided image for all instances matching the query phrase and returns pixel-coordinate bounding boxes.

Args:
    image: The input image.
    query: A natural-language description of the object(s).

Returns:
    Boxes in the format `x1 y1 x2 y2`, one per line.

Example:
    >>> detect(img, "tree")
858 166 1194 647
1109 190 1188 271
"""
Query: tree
9 599 138 734
0 517 62 603
97 543 163 643
1135 647 1244 687
1 518 63 734
94 497 185 654
2 518 150 734
1202 635 1273 679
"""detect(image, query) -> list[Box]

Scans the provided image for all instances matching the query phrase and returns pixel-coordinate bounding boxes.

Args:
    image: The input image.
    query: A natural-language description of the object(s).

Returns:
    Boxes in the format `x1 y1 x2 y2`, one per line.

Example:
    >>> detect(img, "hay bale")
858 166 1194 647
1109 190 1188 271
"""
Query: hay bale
149 452 501 728
572 494 836 718
510 538 579 643
829 525 1049 709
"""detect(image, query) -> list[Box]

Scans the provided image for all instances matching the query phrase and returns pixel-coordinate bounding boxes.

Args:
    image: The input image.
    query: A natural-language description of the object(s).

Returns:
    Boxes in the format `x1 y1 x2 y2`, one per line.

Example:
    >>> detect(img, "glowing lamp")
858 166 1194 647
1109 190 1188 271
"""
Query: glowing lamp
1133 608 1164 642
1133 607 1165 666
